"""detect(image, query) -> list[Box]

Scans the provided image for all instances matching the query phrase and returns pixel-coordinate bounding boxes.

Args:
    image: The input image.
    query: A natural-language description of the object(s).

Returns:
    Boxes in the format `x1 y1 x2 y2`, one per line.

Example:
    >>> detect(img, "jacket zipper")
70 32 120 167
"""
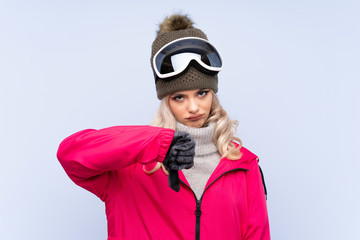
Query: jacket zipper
195 199 202 240
179 167 248 240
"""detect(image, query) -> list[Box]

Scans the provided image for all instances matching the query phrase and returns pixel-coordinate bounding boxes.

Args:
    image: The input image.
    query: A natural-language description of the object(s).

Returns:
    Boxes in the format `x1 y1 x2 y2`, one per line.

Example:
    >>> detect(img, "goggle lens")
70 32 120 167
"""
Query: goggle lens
153 37 222 79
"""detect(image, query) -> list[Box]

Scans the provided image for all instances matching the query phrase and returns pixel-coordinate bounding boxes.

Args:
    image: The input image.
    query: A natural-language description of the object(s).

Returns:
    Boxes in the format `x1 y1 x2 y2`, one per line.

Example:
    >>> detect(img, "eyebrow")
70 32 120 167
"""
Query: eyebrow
171 89 210 97
171 93 184 97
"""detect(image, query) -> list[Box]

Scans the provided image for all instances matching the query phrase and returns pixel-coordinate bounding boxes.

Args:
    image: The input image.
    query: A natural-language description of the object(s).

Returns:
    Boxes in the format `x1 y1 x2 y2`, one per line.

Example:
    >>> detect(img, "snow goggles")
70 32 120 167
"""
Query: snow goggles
153 37 223 80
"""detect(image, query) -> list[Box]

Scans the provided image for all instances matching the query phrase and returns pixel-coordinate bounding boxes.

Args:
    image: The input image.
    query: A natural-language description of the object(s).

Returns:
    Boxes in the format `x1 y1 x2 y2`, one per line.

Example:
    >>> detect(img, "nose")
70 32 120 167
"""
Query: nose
187 98 199 113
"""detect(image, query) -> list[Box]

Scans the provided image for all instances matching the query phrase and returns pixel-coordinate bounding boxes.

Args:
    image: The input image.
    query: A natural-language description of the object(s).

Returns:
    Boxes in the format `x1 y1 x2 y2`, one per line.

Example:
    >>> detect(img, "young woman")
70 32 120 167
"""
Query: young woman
57 14 270 240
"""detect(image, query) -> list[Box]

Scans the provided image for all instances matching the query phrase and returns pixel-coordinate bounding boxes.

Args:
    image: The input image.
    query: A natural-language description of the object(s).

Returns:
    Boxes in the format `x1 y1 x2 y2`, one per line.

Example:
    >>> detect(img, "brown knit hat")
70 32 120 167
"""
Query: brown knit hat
151 14 218 99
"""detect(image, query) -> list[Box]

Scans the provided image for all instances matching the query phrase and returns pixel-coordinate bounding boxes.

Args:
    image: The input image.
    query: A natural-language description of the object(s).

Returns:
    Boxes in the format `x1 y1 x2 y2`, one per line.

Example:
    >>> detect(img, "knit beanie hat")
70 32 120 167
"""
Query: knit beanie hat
151 14 219 99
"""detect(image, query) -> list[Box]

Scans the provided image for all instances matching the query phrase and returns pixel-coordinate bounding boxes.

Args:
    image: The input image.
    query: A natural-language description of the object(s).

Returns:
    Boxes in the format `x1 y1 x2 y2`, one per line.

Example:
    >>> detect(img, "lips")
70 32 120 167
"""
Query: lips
186 114 204 121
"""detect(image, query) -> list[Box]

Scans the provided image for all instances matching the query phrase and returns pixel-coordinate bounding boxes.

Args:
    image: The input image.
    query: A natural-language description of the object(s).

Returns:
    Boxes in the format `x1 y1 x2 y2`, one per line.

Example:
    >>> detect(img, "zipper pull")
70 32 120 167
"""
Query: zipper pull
194 201 202 216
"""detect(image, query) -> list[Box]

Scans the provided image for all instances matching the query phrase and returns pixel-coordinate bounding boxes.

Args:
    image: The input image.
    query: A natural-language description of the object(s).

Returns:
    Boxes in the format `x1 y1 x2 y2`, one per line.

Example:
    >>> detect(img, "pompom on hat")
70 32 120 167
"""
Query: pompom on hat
151 14 219 99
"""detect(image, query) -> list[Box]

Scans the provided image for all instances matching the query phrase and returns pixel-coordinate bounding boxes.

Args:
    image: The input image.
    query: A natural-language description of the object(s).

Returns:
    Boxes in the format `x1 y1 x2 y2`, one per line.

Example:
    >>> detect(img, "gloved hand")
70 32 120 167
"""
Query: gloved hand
163 131 195 192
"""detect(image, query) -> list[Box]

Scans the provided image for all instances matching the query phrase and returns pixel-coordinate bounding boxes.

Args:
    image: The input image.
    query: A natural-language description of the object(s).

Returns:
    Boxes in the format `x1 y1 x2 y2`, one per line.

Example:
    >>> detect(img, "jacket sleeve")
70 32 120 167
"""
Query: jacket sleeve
57 125 174 200
244 158 271 240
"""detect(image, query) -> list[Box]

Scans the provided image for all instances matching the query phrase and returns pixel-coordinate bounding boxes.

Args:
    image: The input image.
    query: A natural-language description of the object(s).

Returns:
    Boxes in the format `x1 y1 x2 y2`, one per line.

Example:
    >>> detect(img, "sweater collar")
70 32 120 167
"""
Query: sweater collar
175 121 218 156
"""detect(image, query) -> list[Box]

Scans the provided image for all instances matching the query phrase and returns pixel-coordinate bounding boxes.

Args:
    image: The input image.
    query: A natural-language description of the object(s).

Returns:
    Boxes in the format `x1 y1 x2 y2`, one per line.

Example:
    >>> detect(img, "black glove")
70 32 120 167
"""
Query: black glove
163 131 195 192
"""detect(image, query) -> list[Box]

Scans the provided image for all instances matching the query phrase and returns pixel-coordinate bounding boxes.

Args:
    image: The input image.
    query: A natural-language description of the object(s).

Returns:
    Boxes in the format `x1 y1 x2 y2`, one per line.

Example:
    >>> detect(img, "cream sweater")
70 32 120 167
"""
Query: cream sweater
176 122 221 199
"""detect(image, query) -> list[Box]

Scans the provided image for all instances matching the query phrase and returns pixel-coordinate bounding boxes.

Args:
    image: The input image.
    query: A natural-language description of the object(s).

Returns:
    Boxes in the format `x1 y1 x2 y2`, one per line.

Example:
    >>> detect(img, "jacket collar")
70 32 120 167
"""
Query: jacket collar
179 147 258 189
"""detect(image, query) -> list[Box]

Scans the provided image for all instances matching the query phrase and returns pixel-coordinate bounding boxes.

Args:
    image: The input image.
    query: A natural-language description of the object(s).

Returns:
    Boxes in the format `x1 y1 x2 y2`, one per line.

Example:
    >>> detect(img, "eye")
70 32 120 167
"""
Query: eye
198 90 209 97
172 95 184 101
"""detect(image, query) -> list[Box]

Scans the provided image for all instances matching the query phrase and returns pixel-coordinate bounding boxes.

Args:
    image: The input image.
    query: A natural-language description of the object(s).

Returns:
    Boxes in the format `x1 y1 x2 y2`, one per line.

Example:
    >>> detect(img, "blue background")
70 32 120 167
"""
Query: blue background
1 0 359 239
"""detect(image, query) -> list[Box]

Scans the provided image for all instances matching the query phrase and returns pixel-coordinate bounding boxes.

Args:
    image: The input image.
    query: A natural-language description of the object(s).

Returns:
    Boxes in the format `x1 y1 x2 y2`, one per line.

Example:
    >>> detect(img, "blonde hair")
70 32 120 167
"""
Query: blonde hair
151 91 242 160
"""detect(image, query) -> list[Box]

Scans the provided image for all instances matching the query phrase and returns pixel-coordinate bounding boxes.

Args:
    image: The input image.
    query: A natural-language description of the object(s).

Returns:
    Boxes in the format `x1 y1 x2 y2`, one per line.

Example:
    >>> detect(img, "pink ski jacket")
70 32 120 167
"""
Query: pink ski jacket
57 125 270 240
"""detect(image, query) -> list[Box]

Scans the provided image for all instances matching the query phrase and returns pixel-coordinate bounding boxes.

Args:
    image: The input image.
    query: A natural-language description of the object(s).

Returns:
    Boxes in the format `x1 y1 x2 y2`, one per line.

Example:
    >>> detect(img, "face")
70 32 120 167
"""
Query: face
168 89 213 128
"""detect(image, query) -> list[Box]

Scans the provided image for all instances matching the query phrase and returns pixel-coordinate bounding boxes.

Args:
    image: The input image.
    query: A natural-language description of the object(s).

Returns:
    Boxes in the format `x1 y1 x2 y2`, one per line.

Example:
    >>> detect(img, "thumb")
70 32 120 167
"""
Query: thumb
168 170 180 192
